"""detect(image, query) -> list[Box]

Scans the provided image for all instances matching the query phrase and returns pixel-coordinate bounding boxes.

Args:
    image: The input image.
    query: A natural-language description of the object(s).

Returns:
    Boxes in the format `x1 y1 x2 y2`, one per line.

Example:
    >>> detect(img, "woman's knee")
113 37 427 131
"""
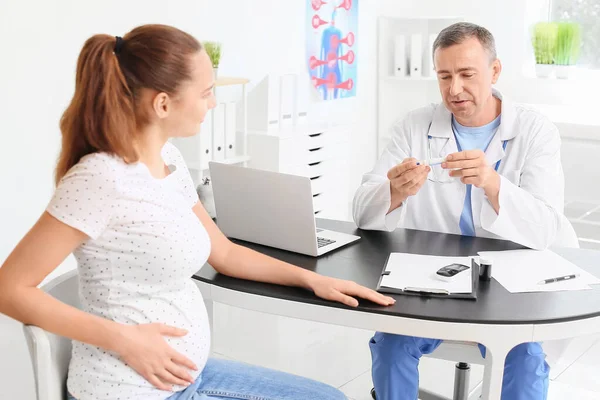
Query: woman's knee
202 358 346 400
306 383 347 400
284 376 346 400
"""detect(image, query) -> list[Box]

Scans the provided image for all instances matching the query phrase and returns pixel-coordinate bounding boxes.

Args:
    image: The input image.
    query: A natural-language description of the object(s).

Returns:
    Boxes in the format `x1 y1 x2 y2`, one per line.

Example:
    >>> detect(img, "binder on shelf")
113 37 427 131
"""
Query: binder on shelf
279 74 296 127
199 110 213 170
429 32 439 75
245 74 281 132
212 103 226 162
409 34 423 78
294 72 310 125
393 35 407 77
224 102 237 159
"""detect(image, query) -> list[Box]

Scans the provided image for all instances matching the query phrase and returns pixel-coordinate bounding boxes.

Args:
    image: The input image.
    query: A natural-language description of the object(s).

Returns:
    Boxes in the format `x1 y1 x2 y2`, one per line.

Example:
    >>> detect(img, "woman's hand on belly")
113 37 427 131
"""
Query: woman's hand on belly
115 323 199 392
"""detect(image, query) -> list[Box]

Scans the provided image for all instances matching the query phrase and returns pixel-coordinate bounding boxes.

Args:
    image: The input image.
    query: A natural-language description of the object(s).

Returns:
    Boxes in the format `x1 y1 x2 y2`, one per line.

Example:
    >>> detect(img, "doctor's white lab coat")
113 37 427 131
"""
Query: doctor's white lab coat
353 90 578 250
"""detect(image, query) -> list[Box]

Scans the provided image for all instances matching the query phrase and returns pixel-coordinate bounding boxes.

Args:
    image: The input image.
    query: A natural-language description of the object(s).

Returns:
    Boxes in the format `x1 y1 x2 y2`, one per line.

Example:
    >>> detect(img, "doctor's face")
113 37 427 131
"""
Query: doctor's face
434 37 502 125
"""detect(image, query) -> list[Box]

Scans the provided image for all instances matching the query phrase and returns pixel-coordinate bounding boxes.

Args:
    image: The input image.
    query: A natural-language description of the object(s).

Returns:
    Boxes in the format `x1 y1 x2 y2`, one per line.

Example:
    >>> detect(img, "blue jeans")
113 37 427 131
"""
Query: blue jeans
68 357 346 400
369 333 550 400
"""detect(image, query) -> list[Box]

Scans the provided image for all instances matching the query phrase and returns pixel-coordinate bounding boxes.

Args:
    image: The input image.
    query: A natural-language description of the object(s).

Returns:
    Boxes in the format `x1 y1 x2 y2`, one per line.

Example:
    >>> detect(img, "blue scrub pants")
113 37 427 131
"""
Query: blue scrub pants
369 333 549 400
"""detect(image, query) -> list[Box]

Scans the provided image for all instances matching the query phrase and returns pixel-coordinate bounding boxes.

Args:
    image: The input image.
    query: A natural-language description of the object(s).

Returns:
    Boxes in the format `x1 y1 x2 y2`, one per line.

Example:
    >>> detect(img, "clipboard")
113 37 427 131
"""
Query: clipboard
376 256 480 301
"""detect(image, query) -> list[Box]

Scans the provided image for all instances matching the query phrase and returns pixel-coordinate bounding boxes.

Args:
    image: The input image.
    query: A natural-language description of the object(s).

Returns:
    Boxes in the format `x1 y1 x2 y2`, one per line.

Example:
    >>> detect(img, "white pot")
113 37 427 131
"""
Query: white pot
213 67 219 79
535 64 554 78
555 65 575 79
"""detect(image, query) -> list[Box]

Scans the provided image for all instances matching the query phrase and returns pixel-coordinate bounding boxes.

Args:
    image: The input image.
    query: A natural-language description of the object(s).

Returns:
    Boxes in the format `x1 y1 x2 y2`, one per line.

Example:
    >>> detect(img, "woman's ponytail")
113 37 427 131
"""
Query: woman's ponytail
56 35 136 184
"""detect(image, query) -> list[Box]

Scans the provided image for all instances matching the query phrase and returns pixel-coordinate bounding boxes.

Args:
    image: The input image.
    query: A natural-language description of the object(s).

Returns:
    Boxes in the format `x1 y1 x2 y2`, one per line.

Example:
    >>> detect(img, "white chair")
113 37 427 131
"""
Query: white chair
23 270 79 400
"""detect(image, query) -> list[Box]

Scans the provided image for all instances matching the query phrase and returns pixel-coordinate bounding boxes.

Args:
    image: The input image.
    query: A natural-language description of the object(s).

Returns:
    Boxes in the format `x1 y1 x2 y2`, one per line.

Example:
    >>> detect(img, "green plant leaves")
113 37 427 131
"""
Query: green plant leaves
204 41 222 68
532 22 582 66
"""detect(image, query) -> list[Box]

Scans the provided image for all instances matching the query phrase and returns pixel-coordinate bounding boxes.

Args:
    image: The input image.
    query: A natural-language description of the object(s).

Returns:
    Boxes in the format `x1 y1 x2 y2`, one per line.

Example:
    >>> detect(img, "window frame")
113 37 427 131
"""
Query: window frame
548 0 600 70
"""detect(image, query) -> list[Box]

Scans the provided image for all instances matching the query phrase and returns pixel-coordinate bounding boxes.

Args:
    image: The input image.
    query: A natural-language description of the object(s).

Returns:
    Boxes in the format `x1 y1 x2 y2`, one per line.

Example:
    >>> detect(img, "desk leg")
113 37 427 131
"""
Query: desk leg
481 345 510 400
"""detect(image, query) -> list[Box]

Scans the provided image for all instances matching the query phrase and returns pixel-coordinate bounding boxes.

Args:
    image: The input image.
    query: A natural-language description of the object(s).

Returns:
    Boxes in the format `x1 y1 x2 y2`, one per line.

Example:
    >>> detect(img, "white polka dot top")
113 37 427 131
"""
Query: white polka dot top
46 142 211 400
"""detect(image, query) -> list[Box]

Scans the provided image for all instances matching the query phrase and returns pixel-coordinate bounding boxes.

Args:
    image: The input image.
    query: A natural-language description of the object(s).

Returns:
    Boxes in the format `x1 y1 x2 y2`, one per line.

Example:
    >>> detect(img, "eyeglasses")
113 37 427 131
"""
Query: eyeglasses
426 135 454 184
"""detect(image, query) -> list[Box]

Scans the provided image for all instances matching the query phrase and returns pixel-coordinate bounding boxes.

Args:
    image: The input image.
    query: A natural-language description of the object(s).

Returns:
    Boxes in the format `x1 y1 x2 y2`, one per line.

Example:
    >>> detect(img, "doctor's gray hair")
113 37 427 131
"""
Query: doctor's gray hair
432 22 497 64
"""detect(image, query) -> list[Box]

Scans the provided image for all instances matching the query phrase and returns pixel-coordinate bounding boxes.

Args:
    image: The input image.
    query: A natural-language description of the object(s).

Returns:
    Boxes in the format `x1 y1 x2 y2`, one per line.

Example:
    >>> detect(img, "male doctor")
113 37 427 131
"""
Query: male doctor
353 23 576 400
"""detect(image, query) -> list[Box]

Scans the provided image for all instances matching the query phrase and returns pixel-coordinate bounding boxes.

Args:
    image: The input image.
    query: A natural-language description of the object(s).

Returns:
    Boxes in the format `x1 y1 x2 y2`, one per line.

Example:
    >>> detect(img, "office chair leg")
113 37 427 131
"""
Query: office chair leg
371 388 449 400
453 362 470 400
370 361 472 400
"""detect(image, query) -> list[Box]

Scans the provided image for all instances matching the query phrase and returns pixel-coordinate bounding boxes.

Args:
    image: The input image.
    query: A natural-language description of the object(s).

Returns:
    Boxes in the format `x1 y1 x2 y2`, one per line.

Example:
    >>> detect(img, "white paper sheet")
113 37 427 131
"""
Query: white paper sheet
477 249 600 293
380 253 474 294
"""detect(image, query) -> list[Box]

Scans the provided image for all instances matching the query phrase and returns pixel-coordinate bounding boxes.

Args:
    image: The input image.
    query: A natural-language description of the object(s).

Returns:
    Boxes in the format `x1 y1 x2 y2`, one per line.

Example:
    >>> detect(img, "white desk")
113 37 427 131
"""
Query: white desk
194 219 600 399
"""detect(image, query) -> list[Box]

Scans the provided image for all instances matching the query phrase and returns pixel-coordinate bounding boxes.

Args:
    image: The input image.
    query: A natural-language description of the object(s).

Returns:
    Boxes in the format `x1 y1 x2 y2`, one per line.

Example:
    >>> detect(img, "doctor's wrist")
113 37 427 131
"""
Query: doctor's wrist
388 196 405 214
389 188 407 214
483 172 501 200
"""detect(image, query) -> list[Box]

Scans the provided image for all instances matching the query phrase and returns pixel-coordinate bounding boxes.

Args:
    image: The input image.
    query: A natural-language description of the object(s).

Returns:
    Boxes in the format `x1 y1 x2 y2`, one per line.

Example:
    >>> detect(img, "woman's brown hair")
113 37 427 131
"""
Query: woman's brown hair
55 24 202 184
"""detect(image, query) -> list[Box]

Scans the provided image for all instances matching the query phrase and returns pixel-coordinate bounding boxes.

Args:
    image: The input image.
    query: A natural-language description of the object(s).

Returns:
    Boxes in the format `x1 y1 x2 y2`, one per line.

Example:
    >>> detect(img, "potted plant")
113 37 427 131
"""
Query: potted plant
532 22 557 78
554 22 581 79
204 41 222 78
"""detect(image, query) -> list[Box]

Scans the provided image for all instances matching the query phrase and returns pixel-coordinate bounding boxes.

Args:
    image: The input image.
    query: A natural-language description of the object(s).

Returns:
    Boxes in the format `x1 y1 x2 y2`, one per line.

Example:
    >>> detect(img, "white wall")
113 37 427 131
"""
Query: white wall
1 3 72 398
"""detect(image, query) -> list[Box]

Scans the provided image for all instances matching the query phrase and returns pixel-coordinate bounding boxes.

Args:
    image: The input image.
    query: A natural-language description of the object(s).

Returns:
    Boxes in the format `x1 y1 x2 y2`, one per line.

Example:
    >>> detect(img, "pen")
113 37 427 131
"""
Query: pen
537 273 579 285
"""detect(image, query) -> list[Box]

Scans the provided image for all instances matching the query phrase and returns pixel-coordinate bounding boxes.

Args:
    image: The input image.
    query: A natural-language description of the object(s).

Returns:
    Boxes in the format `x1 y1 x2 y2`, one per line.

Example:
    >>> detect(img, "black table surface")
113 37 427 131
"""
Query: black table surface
193 219 600 325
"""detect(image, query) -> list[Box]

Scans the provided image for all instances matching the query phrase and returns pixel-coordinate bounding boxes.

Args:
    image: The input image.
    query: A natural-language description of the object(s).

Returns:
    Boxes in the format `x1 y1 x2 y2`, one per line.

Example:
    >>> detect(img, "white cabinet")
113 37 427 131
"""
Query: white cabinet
247 123 350 217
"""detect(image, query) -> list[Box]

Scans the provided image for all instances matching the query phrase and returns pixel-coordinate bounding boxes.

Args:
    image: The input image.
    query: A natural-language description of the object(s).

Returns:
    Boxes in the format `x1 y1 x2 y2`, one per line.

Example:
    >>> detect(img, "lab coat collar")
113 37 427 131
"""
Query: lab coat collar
428 88 518 142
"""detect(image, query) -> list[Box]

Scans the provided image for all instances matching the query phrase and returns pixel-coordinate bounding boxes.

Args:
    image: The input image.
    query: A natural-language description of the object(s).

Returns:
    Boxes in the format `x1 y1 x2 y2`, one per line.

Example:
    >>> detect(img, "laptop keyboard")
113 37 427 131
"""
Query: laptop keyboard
317 237 336 248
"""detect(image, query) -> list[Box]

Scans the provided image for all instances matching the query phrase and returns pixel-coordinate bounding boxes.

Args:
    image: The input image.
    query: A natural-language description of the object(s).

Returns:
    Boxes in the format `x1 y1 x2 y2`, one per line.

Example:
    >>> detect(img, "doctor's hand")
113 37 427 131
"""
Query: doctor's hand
442 150 501 212
387 158 430 213
308 275 396 307
442 150 500 194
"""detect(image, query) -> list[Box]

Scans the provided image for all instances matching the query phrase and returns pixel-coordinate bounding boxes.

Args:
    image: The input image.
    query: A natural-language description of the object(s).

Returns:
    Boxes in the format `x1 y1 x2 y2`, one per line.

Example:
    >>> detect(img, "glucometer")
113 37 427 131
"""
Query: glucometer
435 263 470 282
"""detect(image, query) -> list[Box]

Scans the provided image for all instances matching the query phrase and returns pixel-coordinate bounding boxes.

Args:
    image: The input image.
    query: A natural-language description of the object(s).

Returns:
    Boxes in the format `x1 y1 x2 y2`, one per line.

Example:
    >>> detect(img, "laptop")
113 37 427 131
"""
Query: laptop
208 162 360 256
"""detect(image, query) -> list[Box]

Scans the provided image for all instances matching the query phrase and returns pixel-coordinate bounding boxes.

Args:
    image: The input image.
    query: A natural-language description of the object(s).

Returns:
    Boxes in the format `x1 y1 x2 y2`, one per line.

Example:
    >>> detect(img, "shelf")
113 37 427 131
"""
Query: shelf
378 15 463 22
376 16 464 156
217 155 251 165
187 155 251 170
215 77 250 87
